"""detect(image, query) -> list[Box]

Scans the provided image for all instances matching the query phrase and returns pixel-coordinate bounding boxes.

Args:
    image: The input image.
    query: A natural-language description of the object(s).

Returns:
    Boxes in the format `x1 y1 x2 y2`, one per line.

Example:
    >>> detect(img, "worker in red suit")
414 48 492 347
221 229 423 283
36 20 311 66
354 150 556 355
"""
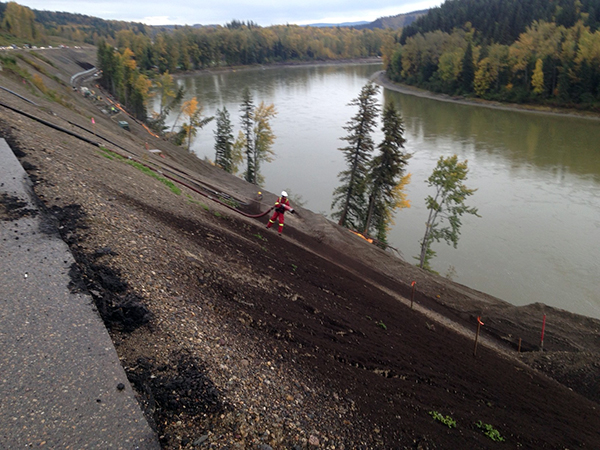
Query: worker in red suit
266 191 295 235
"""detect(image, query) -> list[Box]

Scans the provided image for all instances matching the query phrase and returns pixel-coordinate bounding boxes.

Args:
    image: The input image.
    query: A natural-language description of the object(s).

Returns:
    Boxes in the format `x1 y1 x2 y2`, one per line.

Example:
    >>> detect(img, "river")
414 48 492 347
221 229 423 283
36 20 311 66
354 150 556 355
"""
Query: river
155 62 600 319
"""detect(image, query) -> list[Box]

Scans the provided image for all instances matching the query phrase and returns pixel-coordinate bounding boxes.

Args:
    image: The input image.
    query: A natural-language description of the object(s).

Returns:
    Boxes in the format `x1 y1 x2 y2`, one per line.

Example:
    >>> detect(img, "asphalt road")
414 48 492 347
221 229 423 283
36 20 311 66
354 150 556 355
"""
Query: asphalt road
0 138 159 449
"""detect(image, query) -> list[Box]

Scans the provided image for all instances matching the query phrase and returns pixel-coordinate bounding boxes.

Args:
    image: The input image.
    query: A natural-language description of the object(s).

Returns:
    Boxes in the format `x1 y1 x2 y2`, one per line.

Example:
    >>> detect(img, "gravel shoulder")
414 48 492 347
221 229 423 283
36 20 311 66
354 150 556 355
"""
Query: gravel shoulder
1 48 599 449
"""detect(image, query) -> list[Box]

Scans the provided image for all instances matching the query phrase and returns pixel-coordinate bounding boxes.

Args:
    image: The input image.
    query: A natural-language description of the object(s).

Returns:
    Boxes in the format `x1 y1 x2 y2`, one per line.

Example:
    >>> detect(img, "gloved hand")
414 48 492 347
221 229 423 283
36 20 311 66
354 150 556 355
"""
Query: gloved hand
290 209 295 214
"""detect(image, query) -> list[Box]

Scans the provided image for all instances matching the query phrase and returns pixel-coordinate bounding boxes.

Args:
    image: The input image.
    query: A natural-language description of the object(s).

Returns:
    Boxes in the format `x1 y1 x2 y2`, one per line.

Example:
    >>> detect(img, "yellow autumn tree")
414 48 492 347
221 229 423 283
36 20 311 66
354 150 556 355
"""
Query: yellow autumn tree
181 97 214 151
532 58 545 95
1 2 42 42
252 102 277 186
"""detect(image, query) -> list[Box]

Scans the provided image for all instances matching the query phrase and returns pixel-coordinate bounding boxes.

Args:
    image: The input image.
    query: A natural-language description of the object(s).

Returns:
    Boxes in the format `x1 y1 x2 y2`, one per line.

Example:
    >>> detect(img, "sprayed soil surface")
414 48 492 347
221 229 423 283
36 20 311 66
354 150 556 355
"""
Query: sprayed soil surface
1 47 599 449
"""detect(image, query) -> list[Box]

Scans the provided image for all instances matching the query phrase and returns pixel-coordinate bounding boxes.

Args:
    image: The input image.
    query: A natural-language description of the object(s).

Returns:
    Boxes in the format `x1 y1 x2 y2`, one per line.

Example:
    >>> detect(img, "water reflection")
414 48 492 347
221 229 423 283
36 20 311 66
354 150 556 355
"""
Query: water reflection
385 90 600 179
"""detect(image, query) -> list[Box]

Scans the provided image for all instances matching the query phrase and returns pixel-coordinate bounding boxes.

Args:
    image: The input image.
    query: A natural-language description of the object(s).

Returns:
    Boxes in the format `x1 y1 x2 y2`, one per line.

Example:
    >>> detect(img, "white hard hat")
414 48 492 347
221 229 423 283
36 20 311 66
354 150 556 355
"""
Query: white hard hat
281 191 288 197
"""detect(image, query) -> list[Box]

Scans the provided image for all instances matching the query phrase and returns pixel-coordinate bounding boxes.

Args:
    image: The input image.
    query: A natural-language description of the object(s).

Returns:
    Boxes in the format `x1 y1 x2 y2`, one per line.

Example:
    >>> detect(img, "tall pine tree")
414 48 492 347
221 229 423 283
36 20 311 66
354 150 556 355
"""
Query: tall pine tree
240 88 256 184
214 108 236 173
459 41 475 94
331 82 380 229
363 101 411 242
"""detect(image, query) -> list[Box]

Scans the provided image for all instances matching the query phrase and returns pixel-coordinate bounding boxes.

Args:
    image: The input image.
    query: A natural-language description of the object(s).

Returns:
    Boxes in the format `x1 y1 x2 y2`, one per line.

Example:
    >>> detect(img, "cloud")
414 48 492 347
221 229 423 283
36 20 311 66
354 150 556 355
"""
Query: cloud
17 0 443 27
139 16 179 26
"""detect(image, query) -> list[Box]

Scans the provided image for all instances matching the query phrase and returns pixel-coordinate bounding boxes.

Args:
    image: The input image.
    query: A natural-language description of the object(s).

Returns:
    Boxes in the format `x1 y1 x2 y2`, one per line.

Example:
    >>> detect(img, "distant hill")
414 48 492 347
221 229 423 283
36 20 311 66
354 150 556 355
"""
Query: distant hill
305 10 428 30
354 10 429 30
0 1 149 45
305 21 370 28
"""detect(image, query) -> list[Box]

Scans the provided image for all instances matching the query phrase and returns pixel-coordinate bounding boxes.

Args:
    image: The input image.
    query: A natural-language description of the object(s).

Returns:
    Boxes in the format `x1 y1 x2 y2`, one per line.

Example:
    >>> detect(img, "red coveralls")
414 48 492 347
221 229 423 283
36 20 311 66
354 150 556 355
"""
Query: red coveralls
267 196 293 234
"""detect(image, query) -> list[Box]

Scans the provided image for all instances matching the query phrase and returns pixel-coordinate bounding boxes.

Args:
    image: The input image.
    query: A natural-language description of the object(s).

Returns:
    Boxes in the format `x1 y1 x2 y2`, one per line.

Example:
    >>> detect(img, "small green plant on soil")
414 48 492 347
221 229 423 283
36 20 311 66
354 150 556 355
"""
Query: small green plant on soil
253 233 266 241
97 147 181 195
214 211 222 218
98 150 114 160
186 194 201 205
98 146 117 160
429 411 456 428
476 421 505 442
377 321 387 330
126 160 181 195
220 197 240 208
291 263 298 272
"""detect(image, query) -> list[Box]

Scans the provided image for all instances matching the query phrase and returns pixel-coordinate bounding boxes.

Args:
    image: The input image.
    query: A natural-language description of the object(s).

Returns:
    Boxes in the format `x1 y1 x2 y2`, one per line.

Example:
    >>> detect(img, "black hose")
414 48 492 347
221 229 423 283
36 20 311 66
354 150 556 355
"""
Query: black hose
0 99 101 146
0 86 39 106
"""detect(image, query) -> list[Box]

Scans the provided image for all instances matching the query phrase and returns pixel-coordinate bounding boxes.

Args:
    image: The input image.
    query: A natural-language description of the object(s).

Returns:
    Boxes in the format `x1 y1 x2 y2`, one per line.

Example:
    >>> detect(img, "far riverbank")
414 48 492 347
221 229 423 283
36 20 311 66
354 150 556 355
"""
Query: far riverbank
175 57 383 78
175 57 600 121
373 71 600 121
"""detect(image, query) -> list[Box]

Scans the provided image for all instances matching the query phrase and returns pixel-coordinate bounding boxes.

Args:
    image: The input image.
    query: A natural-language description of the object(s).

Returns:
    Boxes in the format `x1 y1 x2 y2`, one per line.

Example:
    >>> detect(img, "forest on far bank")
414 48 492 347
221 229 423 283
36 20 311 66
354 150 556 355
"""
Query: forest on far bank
387 0 600 110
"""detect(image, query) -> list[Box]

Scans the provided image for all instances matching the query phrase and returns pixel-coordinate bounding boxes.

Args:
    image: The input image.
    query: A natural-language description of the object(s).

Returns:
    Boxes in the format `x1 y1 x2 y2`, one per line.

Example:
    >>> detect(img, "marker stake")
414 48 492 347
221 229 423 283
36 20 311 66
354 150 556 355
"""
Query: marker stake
473 316 484 356
540 314 546 351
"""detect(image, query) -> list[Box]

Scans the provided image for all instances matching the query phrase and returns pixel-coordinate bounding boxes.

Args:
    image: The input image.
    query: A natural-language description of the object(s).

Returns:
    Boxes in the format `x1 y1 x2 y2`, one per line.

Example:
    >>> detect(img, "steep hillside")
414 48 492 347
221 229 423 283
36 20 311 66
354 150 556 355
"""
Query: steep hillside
1 46 600 449
356 10 428 30
400 0 600 44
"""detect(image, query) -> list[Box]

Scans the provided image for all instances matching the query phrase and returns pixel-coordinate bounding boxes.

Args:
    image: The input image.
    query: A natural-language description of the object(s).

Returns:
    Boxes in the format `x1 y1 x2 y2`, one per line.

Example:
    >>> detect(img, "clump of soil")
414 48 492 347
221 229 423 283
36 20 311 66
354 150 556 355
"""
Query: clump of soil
46 202 152 332
0 193 38 220
126 352 226 447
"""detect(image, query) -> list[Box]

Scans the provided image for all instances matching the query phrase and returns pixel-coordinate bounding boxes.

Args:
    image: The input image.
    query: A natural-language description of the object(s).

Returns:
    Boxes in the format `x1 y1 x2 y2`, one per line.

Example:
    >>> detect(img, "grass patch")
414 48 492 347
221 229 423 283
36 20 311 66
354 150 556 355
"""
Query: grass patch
97 147 180 195
0 54 32 82
98 150 114 160
476 421 505 442
17 54 46 75
98 146 122 160
126 160 181 195
29 51 56 68
185 195 210 211
31 73 71 106
429 411 456 428
253 233 266 241
219 196 240 208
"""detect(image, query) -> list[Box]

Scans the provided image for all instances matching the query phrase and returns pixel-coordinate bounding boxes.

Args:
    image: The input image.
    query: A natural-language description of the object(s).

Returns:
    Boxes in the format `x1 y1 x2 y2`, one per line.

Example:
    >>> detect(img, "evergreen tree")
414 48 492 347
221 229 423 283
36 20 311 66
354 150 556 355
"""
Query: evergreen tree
459 41 475 94
331 82 380 229
364 101 411 242
239 88 256 184
214 108 236 173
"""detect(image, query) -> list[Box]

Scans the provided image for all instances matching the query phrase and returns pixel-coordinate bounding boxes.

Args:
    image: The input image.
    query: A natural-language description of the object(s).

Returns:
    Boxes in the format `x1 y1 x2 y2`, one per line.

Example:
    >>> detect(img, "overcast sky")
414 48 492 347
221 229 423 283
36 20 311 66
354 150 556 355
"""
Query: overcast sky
14 0 444 27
